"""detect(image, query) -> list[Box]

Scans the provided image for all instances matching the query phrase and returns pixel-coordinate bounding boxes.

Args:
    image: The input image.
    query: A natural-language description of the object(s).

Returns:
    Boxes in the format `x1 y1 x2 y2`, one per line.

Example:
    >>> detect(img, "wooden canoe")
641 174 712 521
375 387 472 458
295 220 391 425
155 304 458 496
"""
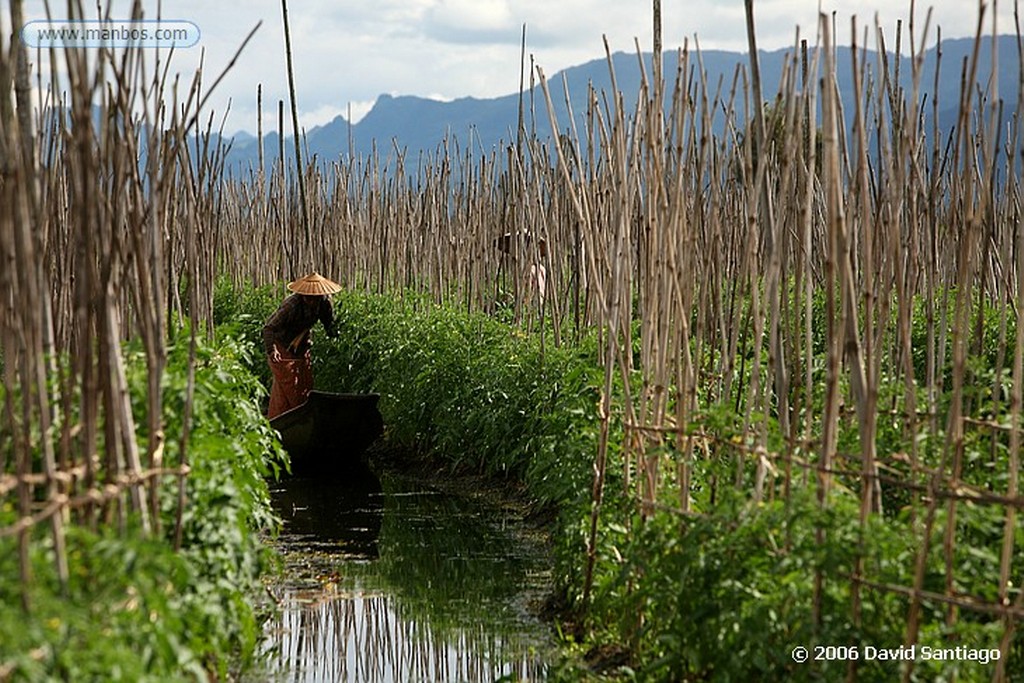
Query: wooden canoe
269 391 384 473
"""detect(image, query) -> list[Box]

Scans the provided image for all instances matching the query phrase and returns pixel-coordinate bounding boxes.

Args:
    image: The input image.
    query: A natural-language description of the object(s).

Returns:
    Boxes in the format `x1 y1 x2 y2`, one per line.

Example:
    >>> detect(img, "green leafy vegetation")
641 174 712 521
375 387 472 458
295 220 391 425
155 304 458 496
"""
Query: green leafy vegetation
0 333 283 681
224 282 1022 681
6 278 1019 680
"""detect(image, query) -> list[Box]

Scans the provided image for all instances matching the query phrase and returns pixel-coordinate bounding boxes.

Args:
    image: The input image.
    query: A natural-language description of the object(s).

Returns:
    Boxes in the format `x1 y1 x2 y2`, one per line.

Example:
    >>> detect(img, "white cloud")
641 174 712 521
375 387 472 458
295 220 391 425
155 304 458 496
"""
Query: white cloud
18 0 1021 136
344 99 376 125
428 0 513 33
298 103 349 128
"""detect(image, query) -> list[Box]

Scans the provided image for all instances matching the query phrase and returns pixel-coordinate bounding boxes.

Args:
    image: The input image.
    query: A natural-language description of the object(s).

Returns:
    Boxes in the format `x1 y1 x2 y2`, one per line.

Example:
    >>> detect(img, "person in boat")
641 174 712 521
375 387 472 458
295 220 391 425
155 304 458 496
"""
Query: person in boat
263 272 342 419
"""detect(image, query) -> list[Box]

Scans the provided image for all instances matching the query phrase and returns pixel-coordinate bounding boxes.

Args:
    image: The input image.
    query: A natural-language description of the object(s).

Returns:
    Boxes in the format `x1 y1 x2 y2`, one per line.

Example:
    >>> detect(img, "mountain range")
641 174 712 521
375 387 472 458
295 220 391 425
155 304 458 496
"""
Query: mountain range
222 35 1021 174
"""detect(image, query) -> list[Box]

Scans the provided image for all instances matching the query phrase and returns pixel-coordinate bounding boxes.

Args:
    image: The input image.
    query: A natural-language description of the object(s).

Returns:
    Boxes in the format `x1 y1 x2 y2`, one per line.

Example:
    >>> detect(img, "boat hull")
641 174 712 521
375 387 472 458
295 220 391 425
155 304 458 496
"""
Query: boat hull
269 391 384 473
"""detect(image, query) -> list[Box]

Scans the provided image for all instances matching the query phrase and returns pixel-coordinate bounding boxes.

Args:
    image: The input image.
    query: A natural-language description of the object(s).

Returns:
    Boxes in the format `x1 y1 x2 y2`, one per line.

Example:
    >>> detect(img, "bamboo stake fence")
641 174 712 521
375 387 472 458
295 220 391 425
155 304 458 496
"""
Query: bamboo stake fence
0 0 247 616
2 0 1023 678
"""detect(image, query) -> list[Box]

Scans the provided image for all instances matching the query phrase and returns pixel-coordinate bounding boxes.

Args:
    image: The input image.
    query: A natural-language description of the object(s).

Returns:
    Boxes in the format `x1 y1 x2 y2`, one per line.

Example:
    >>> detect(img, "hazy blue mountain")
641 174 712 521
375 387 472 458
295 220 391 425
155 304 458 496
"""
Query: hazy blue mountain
223 35 1020 173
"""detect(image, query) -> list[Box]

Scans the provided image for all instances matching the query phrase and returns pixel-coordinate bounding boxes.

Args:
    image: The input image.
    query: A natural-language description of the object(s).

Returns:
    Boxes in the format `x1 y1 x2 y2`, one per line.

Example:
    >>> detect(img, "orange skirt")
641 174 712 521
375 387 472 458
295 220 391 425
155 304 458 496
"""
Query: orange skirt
267 344 313 419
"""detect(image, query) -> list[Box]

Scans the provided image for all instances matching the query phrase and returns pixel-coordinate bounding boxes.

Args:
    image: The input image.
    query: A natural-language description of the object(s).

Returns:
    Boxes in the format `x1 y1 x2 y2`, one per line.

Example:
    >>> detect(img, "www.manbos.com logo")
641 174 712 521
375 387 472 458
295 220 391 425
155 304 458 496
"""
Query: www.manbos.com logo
21 19 200 49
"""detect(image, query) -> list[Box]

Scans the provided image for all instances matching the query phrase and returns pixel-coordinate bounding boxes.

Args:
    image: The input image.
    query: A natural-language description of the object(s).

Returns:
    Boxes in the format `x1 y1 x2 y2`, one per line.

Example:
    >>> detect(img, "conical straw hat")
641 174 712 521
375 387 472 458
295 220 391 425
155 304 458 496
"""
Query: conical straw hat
287 272 342 296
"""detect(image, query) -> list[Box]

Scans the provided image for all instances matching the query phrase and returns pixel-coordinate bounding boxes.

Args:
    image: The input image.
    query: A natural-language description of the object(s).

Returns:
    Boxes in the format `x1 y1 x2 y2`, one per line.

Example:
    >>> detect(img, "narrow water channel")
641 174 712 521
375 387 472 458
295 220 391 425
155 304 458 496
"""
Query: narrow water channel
259 463 554 682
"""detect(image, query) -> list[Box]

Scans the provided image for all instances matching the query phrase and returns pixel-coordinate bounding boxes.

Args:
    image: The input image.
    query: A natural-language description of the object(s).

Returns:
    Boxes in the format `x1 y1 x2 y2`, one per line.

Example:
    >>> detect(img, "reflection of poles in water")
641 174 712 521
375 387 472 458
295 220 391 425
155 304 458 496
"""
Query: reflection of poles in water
266 477 549 681
271 592 546 682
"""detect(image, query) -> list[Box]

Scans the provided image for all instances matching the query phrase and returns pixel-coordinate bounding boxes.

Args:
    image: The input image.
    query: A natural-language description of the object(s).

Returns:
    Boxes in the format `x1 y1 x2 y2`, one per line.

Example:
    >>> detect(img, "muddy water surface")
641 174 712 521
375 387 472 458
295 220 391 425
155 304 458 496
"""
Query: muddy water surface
259 465 554 682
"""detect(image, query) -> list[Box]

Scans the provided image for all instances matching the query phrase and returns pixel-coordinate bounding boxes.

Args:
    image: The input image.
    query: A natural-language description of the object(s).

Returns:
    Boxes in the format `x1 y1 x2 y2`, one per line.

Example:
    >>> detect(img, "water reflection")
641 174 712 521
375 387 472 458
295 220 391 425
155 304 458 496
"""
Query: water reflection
263 468 551 682
271 468 383 558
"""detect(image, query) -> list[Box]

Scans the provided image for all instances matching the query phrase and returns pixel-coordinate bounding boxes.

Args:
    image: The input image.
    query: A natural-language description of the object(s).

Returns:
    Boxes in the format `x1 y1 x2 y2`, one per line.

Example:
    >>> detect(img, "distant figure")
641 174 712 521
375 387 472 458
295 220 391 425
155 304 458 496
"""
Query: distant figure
263 272 341 419
528 256 547 309
496 231 547 309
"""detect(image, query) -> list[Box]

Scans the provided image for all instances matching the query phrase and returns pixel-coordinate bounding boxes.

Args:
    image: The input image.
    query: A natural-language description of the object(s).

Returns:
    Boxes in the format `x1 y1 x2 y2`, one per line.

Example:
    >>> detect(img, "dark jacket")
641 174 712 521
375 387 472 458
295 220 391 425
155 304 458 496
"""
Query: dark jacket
262 294 335 356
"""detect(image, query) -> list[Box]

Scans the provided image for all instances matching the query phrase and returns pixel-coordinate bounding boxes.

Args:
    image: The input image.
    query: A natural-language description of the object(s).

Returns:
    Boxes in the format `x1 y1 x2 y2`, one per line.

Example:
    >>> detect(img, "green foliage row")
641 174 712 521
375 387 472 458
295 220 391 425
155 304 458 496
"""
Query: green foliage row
0 332 283 681
580 487 1019 682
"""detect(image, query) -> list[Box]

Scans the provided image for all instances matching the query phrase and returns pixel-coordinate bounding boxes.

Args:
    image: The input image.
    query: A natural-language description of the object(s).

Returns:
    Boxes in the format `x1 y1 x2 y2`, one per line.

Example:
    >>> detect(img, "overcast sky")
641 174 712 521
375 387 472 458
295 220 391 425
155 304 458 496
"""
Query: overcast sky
17 1 1016 135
